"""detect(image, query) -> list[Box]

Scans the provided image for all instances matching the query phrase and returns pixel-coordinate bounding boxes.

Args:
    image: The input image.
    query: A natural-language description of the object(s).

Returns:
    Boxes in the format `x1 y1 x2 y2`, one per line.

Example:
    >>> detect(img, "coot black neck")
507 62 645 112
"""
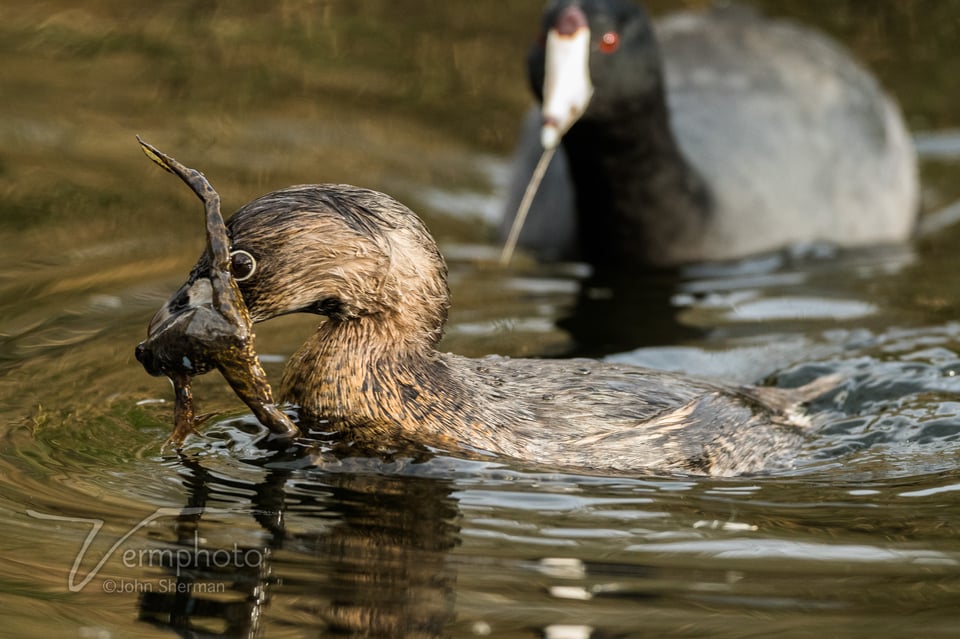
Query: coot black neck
562 91 713 271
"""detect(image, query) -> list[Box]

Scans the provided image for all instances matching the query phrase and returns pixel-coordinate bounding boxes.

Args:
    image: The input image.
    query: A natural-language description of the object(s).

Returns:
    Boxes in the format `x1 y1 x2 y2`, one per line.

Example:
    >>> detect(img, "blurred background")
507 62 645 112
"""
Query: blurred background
5 0 960 359
5 0 960 262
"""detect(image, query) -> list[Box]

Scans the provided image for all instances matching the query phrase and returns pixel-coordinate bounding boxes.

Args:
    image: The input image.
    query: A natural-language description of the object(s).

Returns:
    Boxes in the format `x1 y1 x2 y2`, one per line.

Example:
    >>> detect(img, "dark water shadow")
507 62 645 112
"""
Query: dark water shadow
557 268 702 358
554 251 793 358
137 449 461 638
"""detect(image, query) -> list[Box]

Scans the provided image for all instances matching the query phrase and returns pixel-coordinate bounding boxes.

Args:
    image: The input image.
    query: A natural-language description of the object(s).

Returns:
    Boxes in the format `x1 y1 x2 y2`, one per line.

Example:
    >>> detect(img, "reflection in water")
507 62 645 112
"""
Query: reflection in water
138 460 280 637
556 243 911 358
138 451 460 638
558 269 703 357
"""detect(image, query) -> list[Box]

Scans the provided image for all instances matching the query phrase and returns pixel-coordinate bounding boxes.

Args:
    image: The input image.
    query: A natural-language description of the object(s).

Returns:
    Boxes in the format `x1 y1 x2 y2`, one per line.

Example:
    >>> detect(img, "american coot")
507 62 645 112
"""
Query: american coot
139 181 837 476
501 0 918 269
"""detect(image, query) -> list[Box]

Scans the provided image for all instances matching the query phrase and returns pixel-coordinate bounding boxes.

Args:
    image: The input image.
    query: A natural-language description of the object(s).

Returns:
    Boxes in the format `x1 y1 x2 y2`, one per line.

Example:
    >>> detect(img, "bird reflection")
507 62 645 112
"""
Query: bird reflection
559 269 704 357
137 447 460 638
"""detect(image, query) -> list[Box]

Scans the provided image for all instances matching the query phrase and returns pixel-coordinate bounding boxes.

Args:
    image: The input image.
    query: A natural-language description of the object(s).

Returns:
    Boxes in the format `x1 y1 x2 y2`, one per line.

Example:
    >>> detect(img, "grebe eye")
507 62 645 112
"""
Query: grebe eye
599 30 620 54
230 249 257 282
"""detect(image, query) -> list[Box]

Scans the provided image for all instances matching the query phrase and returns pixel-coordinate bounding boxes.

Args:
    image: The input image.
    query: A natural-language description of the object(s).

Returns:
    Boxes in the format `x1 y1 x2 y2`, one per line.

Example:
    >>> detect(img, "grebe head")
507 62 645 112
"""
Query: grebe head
161 184 450 352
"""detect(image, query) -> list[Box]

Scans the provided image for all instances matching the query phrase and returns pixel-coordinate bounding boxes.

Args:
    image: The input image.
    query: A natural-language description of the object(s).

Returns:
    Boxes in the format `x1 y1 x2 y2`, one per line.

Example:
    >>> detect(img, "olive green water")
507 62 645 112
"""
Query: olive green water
3 1 960 637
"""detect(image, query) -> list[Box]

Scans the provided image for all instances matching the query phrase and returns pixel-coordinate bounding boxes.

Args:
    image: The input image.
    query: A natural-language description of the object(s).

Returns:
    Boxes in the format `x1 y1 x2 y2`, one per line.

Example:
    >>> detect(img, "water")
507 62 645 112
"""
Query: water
3 1 960 636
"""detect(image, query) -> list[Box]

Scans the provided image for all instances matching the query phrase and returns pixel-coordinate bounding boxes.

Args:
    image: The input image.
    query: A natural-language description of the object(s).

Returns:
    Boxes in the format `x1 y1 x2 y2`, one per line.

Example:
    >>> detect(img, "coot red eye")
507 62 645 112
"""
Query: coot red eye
599 30 620 54
230 249 257 282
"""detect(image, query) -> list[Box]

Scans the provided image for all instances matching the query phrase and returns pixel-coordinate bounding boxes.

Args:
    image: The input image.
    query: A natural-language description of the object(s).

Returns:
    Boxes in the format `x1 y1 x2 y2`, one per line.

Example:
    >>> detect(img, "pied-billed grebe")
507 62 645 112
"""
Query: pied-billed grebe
143 182 836 476
501 0 917 269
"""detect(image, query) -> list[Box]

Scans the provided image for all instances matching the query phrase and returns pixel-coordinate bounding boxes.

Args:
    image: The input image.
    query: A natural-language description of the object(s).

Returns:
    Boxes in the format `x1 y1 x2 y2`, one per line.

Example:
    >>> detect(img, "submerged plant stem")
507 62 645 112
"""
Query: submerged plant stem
499 146 556 267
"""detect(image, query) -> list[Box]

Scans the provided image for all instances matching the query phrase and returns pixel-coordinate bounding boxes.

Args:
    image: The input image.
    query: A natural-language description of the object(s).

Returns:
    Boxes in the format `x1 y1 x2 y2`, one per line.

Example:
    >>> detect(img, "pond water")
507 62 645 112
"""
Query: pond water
3 1 960 637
